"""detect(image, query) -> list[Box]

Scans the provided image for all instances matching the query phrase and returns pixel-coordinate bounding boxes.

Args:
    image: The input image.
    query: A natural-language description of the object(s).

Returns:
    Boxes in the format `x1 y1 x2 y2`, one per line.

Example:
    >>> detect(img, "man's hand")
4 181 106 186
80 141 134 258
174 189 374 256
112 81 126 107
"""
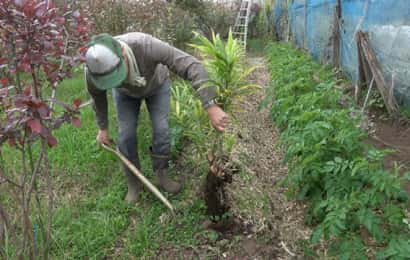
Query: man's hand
96 129 113 145
207 105 229 132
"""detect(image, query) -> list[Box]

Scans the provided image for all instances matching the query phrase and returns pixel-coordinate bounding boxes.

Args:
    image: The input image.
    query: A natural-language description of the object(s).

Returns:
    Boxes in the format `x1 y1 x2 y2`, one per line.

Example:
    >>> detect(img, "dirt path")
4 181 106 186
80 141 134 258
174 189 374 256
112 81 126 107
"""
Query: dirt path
218 56 311 259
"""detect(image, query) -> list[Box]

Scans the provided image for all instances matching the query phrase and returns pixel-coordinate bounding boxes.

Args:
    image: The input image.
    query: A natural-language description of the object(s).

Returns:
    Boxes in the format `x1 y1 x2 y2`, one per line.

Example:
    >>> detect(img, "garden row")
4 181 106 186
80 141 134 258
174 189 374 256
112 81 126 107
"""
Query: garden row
264 42 410 259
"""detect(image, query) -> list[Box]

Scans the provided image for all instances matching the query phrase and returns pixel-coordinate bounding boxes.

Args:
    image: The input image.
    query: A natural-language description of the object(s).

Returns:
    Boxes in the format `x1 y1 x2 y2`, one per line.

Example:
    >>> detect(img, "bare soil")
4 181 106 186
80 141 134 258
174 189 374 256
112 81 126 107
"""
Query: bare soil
224 57 310 259
364 113 410 194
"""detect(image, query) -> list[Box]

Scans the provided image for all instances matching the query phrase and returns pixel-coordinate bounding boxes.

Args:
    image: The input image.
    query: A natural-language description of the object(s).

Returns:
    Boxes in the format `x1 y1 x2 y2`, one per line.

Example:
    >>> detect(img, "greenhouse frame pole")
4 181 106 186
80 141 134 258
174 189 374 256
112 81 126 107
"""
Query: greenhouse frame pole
332 0 342 67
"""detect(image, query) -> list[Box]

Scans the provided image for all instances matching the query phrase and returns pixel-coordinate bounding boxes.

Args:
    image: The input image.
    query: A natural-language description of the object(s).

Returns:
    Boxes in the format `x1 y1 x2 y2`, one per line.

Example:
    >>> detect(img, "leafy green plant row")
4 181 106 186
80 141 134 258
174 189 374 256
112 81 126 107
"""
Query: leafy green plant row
264 42 410 259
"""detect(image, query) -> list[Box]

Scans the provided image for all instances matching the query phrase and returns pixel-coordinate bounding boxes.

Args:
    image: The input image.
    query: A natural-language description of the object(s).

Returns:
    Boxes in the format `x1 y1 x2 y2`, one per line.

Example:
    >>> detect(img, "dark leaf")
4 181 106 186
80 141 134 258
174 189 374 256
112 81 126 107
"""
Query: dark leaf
14 98 26 108
71 116 81 127
0 78 9 86
52 118 64 129
27 118 42 134
19 62 31 73
47 135 57 147
55 17 65 24
22 1 39 18
31 54 43 64
23 86 32 96
0 88 8 97
73 98 82 108
8 138 16 147
37 104 50 118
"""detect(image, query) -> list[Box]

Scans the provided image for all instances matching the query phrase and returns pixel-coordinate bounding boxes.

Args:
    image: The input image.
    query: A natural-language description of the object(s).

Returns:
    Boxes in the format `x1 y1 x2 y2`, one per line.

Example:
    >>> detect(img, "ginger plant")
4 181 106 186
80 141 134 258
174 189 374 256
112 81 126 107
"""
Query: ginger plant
190 29 259 157
189 30 260 216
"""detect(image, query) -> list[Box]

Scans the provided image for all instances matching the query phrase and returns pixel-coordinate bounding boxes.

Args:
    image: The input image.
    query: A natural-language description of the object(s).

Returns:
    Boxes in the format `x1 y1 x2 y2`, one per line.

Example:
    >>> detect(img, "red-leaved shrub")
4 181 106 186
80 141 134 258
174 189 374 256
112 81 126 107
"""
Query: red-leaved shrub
0 1 91 258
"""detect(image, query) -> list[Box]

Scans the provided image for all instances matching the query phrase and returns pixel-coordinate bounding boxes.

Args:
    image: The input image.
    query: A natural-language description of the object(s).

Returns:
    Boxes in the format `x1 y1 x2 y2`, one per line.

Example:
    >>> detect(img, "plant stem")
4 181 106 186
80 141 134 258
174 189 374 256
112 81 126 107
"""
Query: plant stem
31 65 39 98
9 33 22 94
28 144 35 174
0 202 10 259
43 147 53 260
24 147 45 260
0 148 7 178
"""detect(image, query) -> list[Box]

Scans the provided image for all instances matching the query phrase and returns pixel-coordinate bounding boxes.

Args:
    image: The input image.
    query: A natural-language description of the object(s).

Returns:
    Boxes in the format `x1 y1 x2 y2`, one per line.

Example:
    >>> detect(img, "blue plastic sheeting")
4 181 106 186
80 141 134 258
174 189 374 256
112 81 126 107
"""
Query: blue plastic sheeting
341 0 410 105
306 0 336 62
272 0 288 40
273 4 284 34
277 0 410 107
289 0 306 48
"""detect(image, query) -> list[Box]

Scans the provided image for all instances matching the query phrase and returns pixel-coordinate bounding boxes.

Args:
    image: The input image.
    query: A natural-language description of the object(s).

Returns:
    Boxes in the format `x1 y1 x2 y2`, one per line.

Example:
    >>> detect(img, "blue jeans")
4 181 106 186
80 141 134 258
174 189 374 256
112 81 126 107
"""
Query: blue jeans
112 80 171 174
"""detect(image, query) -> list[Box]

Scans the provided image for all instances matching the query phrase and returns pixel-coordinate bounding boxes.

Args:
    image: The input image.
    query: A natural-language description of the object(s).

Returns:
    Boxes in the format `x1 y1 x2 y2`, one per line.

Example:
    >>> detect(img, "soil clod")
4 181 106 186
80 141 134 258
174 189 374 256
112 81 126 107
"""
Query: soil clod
204 152 238 217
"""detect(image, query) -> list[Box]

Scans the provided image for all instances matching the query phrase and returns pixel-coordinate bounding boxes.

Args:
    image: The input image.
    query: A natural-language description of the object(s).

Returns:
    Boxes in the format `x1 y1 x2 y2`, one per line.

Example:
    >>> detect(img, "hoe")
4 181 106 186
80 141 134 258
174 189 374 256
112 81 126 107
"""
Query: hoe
101 143 174 214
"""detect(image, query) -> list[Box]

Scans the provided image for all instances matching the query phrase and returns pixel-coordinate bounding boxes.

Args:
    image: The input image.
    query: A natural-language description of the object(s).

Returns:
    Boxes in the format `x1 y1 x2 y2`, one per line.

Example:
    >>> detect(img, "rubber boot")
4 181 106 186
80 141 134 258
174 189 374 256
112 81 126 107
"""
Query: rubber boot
151 154 181 195
123 159 142 204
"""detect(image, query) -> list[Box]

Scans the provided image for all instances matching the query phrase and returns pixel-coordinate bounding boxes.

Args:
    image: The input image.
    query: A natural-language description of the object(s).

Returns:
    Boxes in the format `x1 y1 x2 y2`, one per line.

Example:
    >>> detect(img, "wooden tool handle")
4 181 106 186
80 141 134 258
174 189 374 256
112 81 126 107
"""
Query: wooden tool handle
101 143 175 214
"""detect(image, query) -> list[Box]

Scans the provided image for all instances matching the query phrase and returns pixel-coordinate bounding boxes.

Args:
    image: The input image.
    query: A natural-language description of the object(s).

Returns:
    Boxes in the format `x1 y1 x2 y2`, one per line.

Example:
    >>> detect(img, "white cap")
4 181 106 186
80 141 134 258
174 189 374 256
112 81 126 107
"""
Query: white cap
85 44 120 75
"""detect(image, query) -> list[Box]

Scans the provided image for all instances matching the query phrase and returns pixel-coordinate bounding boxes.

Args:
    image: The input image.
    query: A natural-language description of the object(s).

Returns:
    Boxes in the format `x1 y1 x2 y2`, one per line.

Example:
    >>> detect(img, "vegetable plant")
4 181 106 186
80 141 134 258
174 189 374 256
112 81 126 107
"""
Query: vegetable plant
264 42 410 259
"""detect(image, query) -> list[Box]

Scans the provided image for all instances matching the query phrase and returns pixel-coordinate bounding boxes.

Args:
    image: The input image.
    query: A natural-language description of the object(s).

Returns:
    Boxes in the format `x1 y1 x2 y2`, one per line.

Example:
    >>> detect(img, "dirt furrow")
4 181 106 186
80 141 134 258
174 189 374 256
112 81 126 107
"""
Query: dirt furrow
225 56 311 259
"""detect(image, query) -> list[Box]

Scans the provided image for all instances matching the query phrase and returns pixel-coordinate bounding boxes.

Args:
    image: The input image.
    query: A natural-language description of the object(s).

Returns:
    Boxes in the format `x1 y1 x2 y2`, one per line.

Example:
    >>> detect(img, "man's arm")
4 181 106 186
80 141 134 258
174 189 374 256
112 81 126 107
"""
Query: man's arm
146 36 228 131
146 35 216 106
85 71 112 143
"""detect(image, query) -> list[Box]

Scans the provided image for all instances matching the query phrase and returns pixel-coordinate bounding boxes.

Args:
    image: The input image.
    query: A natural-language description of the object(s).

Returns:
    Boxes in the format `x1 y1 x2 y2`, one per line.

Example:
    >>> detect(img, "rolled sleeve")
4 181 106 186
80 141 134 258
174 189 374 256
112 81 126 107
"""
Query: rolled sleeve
85 70 109 129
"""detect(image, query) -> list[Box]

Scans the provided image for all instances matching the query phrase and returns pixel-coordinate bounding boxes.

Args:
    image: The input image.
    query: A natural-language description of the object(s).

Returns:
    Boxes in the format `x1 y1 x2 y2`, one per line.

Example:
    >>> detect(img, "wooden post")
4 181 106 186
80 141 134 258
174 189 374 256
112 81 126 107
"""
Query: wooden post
357 32 372 89
332 0 341 68
356 31 399 117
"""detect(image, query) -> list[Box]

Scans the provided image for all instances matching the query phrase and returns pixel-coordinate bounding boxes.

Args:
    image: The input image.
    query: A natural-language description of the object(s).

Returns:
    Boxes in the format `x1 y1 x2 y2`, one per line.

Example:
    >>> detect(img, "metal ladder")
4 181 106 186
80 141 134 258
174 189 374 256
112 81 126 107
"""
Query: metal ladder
233 0 252 51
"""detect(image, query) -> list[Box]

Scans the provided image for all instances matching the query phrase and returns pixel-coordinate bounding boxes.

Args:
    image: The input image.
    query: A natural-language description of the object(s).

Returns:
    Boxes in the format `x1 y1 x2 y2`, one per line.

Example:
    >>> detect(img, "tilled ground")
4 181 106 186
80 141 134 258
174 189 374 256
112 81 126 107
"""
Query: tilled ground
222 56 311 259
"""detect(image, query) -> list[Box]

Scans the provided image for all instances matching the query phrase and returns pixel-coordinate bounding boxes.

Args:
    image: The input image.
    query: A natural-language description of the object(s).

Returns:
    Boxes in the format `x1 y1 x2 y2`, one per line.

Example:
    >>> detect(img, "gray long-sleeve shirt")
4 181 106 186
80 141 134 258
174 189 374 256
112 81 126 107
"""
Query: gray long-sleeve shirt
85 32 216 129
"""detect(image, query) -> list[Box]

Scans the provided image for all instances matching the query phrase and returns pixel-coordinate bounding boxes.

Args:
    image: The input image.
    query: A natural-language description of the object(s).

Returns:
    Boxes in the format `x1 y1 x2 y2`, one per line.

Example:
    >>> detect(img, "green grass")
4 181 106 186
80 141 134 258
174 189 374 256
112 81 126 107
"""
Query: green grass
2 69 224 258
48 73 206 258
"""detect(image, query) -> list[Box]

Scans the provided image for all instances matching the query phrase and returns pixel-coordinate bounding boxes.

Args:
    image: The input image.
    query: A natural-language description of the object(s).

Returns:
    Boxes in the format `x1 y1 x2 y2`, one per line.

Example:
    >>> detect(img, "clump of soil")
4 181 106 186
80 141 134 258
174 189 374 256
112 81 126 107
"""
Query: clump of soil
203 152 239 217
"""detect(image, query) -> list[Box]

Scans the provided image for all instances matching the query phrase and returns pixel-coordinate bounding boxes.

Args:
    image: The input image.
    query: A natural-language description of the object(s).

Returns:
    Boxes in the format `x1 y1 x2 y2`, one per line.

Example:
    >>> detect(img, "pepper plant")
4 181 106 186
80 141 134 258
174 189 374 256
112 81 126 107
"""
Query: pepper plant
0 1 90 258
